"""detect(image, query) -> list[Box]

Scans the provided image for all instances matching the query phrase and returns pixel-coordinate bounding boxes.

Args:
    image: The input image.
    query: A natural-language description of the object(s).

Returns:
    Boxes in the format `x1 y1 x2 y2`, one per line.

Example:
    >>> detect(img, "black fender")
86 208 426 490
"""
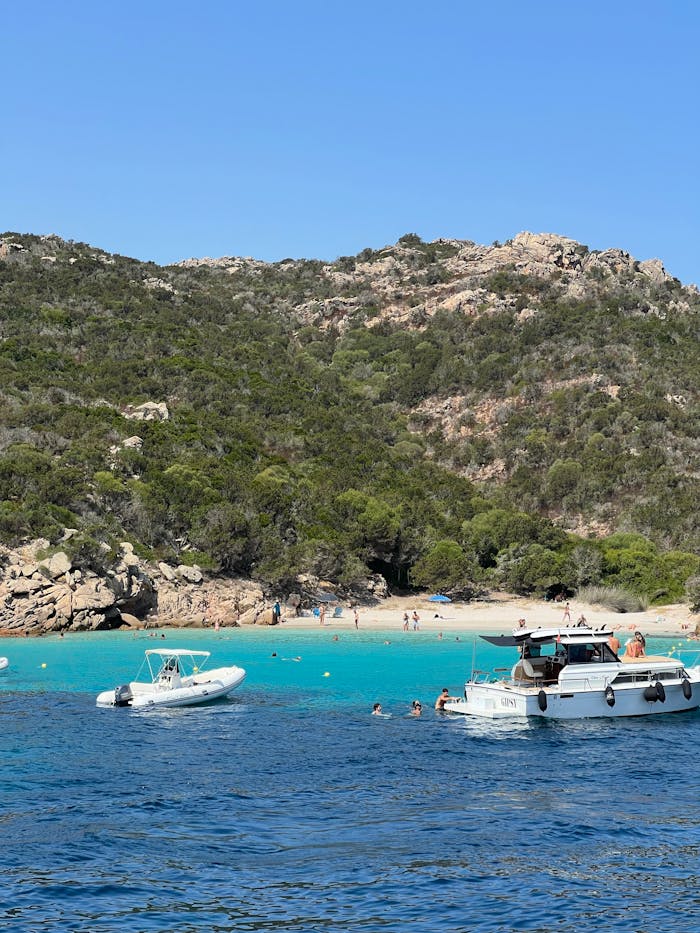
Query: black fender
605 685 615 707
682 678 692 700
655 681 666 703
643 685 659 702
537 689 547 712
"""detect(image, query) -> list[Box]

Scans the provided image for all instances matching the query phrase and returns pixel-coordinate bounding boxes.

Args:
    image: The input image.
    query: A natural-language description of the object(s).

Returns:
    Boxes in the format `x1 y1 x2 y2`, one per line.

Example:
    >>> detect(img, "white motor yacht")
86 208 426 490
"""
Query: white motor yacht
96 648 246 709
444 625 700 719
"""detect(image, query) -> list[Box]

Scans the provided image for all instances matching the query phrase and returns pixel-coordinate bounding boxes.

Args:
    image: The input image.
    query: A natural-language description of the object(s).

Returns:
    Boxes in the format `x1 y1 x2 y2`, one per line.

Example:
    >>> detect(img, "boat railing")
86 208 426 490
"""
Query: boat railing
469 667 511 684
674 649 700 665
469 669 494 684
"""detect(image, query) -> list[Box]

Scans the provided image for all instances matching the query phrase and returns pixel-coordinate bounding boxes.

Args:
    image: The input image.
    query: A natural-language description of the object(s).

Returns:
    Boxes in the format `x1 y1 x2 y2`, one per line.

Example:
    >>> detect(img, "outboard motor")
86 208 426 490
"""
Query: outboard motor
114 684 133 707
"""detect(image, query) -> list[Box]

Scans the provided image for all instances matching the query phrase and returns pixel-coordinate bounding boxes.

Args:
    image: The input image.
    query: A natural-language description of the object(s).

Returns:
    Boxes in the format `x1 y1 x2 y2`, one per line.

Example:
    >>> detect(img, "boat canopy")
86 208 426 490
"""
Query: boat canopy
482 627 613 649
145 648 211 658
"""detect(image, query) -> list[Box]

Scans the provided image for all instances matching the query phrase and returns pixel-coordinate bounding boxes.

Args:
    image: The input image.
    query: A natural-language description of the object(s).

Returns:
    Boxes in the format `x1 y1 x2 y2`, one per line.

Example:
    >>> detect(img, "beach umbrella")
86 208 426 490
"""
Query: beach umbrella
428 594 452 603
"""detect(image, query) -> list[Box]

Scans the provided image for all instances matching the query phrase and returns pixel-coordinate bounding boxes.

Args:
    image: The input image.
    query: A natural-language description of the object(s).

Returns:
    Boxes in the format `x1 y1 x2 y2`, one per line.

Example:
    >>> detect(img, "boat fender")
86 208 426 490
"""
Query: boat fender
643 685 659 702
682 678 692 700
605 685 615 707
537 689 547 712
655 681 666 703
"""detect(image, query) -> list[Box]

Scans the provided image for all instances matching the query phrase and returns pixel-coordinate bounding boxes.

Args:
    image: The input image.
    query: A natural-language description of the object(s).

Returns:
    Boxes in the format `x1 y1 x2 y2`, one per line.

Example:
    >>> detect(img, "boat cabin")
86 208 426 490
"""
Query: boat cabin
484 627 619 686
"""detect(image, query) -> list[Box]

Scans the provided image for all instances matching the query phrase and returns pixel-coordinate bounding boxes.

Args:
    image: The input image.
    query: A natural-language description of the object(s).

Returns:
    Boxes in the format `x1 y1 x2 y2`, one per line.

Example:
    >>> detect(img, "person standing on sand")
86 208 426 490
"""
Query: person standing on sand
412 610 420 631
319 605 326 626
562 602 571 623
354 607 359 629
402 612 409 631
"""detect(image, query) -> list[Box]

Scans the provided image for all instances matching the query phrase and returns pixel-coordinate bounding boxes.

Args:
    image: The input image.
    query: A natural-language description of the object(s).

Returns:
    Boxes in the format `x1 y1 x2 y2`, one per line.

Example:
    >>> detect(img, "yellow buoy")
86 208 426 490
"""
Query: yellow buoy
41 663 47 668
323 672 330 677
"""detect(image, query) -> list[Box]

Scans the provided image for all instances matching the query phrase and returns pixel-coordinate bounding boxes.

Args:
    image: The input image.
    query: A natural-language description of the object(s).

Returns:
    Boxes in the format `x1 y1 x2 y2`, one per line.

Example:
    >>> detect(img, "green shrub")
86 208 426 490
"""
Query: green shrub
577 585 648 613
411 540 477 591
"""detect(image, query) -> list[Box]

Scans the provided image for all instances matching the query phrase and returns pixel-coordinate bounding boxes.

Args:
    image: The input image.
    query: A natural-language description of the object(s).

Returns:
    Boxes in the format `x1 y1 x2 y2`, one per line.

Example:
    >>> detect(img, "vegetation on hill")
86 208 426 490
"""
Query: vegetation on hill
0 231 698 605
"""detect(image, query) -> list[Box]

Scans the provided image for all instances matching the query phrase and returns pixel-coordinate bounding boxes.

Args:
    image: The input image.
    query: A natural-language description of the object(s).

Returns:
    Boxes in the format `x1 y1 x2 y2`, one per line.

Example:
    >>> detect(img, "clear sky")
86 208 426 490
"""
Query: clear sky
3 1 699 282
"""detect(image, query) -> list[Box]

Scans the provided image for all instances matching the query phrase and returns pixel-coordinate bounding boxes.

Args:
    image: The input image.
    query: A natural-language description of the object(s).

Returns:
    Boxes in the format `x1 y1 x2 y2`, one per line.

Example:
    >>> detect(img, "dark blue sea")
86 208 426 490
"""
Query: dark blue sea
2 627 700 932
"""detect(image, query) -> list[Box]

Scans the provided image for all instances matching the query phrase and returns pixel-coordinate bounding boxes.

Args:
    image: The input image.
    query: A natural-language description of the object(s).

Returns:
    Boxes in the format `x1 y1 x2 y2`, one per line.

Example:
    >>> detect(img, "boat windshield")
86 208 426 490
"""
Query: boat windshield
523 642 558 659
521 639 618 666
565 642 618 664
142 650 210 682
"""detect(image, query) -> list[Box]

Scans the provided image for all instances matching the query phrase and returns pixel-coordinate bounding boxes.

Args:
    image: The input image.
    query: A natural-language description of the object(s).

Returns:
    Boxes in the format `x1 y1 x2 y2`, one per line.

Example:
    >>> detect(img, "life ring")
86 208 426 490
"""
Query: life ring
655 681 666 703
537 689 547 712
682 678 692 700
605 685 615 707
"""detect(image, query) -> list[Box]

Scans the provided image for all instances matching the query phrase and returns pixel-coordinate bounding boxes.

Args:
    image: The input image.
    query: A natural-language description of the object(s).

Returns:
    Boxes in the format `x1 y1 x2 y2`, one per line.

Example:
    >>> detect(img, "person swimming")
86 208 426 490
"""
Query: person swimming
434 687 458 710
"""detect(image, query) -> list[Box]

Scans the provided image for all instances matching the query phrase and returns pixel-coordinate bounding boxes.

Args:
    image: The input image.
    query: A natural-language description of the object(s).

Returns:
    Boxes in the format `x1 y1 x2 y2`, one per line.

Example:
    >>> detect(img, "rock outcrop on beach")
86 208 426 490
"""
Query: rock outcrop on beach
0 538 391 635
0 539 266 635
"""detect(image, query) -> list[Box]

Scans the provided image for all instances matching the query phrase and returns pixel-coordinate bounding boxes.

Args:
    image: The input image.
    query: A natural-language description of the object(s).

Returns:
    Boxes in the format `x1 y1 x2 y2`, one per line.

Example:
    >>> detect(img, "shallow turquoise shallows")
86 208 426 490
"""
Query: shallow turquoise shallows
2 626 700 933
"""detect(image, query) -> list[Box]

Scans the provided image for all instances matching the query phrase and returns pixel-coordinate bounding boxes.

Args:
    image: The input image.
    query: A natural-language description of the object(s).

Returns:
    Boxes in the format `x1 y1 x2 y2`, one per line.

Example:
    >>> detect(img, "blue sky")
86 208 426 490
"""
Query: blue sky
3 1 698 282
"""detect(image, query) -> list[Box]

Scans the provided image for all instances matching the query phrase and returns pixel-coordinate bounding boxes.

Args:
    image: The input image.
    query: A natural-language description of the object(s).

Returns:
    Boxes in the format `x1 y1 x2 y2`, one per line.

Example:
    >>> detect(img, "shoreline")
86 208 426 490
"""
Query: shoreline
274 594 697 640
2 594 696 640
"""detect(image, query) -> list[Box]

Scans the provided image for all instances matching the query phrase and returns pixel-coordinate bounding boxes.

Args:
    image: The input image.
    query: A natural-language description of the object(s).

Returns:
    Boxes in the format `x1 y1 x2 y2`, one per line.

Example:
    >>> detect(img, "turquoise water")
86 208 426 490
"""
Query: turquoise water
2 627 700 931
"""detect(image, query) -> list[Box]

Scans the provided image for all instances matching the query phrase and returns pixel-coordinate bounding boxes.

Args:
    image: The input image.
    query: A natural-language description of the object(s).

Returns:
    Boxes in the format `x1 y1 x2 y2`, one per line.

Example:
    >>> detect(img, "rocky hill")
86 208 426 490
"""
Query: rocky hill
177 231 690 331
1 229 698 631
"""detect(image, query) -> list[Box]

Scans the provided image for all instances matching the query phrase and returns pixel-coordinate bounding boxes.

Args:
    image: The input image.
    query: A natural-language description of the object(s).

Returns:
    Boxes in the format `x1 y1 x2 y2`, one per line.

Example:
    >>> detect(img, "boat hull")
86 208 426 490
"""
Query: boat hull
0 657 8 671
96 665 246 709
445 674 700 720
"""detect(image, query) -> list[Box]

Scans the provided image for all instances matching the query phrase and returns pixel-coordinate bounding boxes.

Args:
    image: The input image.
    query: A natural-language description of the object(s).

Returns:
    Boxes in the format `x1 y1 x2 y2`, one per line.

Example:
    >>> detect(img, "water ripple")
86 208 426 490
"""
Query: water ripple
2 634 700 930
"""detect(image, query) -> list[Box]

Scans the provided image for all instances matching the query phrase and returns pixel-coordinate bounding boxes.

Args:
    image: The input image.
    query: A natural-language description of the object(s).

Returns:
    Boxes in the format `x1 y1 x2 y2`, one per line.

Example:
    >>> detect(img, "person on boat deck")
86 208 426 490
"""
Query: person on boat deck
434 688 458 710
623 631 646 659
608 632 622 655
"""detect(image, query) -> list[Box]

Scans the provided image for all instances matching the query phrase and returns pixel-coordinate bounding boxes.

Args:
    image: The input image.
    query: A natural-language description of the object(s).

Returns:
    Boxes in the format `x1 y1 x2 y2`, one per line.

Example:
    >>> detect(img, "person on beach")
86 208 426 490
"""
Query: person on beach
410 700 422 716
412 610 420 631
319 605 326 626
273 600 281 623
402 612 409 631
517 618 527 629
562 602 571 623
434 688 458 711
354 607 359 629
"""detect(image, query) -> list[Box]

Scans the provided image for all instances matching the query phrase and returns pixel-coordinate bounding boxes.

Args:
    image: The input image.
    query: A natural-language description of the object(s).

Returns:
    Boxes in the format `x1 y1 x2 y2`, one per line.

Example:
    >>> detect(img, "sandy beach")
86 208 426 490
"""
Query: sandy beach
278 593 698 640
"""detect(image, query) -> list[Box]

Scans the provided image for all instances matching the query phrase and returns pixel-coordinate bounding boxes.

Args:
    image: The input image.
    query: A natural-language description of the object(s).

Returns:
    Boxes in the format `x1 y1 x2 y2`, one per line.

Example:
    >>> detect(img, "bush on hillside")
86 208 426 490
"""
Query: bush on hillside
685 575 700 614
577 585 648 613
